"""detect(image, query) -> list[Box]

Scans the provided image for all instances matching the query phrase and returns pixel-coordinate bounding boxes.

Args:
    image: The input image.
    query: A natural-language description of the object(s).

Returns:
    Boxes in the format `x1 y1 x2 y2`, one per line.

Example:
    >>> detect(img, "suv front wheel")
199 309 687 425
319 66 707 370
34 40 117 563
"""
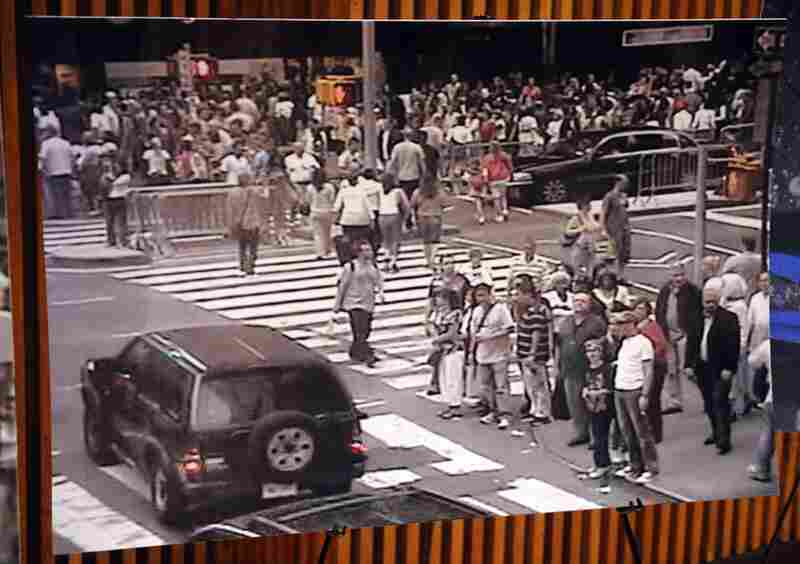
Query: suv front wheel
83 408 118 466
150 458 186 525
248 411 321 484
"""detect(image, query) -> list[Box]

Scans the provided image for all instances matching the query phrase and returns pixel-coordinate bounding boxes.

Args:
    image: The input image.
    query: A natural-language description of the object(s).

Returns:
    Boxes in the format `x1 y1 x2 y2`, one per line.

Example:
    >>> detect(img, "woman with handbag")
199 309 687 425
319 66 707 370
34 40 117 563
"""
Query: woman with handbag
430 288 465 420
307 168 336 259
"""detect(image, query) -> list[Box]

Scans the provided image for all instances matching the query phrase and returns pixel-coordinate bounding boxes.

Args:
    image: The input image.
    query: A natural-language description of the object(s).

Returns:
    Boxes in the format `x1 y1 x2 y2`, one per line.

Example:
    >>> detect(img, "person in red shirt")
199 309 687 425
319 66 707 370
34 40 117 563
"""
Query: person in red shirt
479 113 496 143
480 141 513 223
632 297 668 444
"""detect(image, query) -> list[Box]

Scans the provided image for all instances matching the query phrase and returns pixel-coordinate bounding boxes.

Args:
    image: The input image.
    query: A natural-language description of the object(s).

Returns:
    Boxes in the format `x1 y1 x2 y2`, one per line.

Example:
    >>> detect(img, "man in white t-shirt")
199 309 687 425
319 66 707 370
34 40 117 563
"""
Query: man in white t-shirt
611 310 660 484
142 137 172 185
692 101 716 138
672 106 693 131
220 143 252 186
284 142 320 189
469 283 515 430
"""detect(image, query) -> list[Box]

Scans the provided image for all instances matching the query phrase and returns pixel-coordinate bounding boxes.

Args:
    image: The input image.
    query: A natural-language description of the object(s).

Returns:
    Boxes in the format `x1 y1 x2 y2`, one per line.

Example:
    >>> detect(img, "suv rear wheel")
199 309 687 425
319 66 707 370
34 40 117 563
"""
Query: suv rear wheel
83 408 117 466
150 458 186 524
248 411 320 484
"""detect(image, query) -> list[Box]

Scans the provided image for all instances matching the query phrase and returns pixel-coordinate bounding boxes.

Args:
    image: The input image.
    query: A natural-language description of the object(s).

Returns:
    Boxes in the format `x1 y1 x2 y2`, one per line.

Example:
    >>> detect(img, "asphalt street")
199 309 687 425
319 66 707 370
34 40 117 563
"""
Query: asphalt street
45 199 775 555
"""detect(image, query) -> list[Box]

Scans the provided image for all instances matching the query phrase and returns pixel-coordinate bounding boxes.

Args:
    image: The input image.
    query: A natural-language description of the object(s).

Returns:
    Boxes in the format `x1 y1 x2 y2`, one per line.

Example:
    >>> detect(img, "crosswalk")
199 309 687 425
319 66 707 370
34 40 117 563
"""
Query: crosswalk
43 219 108 253
52 242 613 553
42 219 226 254
109 242 523 385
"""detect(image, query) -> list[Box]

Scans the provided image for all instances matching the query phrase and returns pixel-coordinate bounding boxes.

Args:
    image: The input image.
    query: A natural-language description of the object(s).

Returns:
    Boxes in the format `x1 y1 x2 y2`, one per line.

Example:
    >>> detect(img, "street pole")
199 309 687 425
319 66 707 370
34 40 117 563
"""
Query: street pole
694 146 707 287
362 21 378 171
761 72 778 271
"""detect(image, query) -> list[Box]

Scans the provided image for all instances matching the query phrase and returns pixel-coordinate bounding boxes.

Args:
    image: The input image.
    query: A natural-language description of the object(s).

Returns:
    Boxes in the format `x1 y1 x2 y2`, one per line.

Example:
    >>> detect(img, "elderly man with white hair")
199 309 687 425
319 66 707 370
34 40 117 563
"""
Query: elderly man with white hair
717 272 753 417
690 282 741 455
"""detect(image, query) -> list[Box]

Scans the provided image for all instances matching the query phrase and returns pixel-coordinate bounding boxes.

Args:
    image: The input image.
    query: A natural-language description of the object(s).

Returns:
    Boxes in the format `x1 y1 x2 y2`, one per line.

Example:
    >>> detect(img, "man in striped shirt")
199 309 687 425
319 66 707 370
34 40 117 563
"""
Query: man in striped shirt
514 275 553 424
507 236 551 300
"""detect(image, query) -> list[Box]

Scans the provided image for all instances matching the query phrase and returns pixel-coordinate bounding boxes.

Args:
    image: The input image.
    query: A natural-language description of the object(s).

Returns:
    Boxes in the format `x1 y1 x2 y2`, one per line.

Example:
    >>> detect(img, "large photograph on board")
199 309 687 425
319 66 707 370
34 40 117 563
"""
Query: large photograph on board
26 18 780 554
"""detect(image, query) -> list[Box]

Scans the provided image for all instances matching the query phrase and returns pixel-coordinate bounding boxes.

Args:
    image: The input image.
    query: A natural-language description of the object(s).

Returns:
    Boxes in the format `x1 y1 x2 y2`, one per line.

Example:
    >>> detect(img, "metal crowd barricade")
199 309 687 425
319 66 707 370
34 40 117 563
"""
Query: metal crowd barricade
634 143 734 205
439 140 544 182
125 181 234 252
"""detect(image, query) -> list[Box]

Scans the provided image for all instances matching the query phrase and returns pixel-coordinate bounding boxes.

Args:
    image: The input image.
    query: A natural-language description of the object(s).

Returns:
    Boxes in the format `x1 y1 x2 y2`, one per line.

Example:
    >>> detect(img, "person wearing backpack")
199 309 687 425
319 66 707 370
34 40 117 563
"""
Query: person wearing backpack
333 239 385 367
469 283 515 430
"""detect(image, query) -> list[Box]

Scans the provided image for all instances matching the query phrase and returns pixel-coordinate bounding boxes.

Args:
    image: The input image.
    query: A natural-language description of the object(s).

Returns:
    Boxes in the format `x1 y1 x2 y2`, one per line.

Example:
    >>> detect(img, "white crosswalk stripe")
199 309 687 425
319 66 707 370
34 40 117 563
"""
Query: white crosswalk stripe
110 242 518 384
52 474 166 551
43 219 108 253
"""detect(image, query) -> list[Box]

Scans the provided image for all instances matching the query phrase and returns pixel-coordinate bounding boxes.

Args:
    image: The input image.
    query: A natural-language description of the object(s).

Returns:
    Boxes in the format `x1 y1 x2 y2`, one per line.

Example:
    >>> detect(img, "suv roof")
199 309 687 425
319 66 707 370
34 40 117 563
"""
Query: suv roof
149 324 324 376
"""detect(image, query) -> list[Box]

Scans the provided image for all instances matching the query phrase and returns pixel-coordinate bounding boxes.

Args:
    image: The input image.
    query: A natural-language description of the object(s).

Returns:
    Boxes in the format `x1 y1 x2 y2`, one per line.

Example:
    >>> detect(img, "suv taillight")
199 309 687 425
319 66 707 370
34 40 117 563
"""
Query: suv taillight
349 442 368 456
180 448 204 482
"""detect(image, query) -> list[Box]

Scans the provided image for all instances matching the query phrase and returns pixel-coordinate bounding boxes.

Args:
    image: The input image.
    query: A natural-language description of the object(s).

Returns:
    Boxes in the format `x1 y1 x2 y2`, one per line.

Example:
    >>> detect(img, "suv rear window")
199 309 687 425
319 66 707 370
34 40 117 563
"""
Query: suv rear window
194 364 350 430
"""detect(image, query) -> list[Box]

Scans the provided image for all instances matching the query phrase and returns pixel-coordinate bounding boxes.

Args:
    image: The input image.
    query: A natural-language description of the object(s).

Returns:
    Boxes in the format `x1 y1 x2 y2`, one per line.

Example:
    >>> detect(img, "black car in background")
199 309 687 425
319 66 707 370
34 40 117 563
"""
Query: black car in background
506 127 731 207
188 486 492 541
81 325 367 524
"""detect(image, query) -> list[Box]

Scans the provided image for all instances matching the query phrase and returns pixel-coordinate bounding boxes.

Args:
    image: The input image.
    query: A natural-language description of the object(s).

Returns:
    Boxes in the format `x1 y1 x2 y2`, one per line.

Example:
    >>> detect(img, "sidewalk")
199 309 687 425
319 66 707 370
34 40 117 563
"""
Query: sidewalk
535 190 756 218
532 385 775 502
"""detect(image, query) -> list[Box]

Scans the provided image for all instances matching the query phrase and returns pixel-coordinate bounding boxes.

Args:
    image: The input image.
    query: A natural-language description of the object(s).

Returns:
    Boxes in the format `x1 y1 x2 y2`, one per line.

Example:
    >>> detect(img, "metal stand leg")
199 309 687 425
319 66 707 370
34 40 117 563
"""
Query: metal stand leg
617 498 644 564
760 473 800 563
316 525 346 564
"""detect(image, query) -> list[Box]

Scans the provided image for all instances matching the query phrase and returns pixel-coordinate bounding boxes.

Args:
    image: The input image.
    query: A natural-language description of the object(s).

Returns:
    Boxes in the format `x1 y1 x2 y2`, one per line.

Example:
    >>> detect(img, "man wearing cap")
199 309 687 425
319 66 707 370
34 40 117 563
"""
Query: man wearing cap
480 140 513 223
610 310 660 484
388 127 426 229
692 285 740 455
555 291 607 446
655 263 703 414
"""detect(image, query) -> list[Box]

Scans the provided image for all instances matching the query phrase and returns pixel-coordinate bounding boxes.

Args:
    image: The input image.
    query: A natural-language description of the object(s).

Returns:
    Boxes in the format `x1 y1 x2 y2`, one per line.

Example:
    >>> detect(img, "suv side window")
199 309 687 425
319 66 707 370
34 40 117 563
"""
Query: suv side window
147 352 192 421
118 338 154 376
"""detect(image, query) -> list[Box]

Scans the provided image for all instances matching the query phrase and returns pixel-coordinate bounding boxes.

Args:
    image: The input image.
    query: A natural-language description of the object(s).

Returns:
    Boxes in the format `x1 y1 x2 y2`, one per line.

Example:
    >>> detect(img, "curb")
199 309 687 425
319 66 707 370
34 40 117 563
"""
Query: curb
533 197 758 219
47 252 152 269
44 224 463 271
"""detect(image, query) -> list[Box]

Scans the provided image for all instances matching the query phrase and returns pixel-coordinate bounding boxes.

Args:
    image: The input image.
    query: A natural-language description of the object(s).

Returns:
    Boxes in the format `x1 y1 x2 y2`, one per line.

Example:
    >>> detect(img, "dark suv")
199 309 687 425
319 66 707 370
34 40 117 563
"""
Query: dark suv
81 324 368 524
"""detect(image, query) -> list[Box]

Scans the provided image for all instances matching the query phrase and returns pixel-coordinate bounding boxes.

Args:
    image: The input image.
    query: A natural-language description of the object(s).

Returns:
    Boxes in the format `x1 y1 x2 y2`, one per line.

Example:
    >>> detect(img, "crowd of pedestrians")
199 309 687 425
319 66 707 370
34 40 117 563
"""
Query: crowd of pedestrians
34 49 756 252
33 47 770 494
408 231 771 492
